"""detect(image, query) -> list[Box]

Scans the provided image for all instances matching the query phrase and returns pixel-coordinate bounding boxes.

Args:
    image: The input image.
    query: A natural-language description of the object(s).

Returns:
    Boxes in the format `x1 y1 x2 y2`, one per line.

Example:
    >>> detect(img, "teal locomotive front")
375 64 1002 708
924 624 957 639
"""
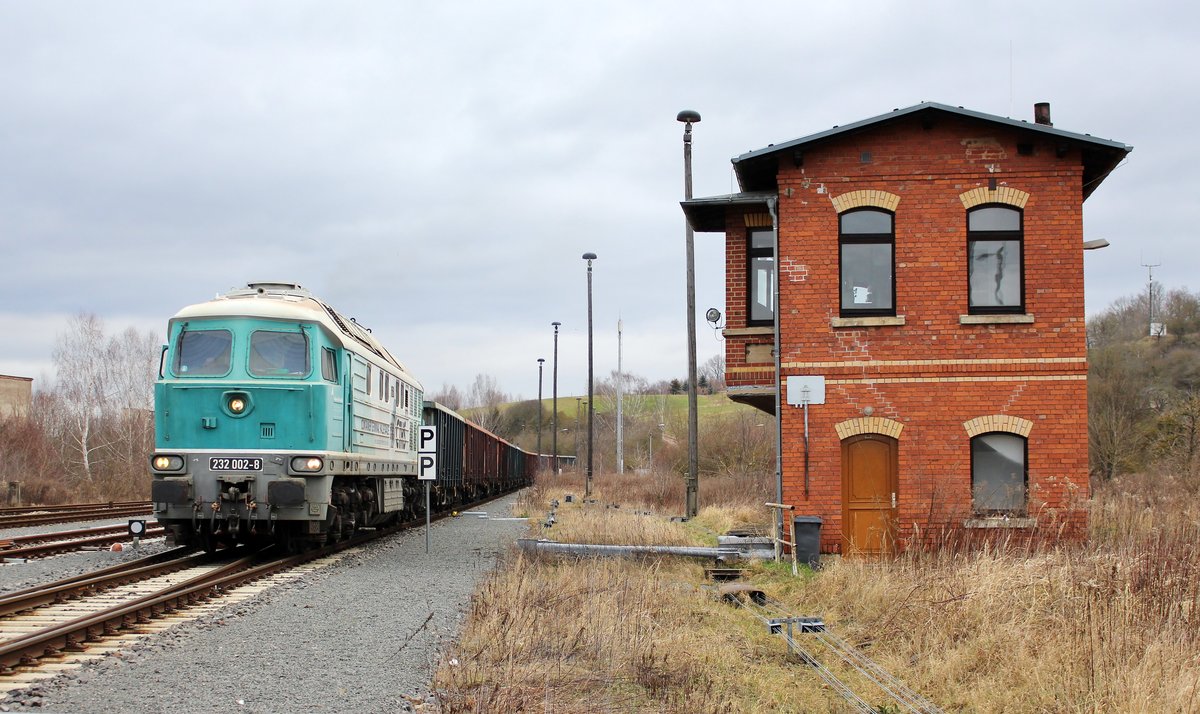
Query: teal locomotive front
149 283 423 550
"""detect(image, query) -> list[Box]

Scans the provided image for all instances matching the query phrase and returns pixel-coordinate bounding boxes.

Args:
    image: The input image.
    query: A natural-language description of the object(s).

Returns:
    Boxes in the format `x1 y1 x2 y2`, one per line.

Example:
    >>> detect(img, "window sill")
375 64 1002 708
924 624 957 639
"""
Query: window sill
831 316 905 328
723 327 775 337
963 516 1036 529
959 314 1035 325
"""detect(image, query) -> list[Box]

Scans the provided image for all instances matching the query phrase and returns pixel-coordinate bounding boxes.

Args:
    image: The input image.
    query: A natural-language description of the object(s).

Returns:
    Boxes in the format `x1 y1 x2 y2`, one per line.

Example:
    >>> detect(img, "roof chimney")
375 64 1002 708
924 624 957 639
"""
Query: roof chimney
1034 102 1053 127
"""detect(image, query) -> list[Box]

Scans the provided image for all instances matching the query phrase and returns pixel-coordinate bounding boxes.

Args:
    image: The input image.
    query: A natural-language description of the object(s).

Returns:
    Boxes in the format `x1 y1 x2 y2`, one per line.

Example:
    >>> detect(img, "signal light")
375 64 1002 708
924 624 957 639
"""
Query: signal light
291 456 324 472
151 454 184 472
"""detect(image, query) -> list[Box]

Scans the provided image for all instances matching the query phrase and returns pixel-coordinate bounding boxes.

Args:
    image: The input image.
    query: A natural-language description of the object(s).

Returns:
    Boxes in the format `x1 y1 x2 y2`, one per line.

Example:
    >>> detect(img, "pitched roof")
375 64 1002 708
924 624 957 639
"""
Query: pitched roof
731 102 1131 199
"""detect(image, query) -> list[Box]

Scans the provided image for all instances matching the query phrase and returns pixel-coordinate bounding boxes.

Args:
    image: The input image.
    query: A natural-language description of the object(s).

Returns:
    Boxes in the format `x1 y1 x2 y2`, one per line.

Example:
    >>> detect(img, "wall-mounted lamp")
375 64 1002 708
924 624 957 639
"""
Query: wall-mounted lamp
705 307 724 330
1082 239 1110 251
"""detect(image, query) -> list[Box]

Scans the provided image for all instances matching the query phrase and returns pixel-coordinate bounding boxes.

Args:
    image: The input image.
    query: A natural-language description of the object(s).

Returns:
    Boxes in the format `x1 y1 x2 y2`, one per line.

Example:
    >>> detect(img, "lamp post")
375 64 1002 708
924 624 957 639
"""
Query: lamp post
582 252 597 498
537 357 545 464
552 321 561 475
677 109 701 518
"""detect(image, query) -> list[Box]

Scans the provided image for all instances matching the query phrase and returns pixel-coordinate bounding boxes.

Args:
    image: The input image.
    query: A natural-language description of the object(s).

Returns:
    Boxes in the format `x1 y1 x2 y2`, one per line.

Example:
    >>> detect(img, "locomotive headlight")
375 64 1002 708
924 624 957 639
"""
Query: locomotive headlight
151 455 184 472
291 456 324 472
221 391 253 417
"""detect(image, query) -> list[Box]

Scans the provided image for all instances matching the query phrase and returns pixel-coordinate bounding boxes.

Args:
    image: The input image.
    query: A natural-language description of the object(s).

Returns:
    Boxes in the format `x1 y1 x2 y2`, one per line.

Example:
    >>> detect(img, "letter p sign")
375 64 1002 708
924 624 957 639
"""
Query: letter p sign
418 426 437 481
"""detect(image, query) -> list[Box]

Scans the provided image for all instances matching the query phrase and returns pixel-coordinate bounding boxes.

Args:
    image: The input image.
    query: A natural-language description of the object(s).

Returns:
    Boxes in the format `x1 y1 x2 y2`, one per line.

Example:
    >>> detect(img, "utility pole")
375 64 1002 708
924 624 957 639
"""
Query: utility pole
552 321 561 474
678 109 701 518
616 318 624 474
536 358 545 462
1144 260 1162 338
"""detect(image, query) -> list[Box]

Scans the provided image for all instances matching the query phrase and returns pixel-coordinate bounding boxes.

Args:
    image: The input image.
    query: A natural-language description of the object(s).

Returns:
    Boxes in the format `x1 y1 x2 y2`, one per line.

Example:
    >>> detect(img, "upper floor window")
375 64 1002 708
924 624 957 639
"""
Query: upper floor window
747 228 775 326
971 432 1027 514
967 206 1023 313
839 209 894 316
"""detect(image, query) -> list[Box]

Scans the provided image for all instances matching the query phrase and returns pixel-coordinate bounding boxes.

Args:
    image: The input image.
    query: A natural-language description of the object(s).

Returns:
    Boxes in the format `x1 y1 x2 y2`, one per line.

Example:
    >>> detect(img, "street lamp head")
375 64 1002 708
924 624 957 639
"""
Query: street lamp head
538 357 545 364
676 110 701 124
582 252 597 261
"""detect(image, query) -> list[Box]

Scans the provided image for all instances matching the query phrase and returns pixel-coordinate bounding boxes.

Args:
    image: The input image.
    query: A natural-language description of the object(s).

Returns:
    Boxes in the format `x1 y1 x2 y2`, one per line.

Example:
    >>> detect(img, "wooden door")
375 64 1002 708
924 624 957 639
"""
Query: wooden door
841 434 898 555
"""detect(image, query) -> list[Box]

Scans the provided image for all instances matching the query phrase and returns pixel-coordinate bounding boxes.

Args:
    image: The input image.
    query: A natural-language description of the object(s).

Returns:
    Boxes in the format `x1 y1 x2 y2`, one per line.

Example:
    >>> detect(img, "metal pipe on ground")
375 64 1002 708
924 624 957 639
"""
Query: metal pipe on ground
517 539 742 561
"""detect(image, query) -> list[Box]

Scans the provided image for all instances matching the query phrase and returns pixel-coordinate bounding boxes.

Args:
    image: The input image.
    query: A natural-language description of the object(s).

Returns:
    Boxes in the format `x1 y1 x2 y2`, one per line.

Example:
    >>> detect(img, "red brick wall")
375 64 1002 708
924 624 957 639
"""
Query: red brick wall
722 114 1092 550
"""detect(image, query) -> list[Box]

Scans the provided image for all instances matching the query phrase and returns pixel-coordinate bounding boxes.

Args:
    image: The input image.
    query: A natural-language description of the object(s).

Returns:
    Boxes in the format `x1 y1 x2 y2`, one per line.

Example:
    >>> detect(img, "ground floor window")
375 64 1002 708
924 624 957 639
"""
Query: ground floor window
971 432 1027 514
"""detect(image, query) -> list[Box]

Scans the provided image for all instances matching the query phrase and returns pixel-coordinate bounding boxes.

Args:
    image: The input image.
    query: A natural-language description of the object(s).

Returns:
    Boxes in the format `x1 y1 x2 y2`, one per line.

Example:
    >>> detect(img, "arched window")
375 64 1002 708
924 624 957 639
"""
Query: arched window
967 205 1023 313
839 209 894 316
971 432 1027 514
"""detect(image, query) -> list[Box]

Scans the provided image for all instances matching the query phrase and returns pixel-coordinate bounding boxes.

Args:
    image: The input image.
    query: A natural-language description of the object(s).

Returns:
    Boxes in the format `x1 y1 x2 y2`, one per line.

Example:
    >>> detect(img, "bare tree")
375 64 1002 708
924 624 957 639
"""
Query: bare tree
49 314 160 489
700 354 726 393
464 374 509 434
52 314 110 482
429 383 465 410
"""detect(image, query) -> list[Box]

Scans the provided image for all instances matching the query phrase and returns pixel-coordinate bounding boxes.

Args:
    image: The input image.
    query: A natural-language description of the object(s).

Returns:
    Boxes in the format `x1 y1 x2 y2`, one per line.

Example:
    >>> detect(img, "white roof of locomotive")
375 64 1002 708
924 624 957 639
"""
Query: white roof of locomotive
171 282 415 379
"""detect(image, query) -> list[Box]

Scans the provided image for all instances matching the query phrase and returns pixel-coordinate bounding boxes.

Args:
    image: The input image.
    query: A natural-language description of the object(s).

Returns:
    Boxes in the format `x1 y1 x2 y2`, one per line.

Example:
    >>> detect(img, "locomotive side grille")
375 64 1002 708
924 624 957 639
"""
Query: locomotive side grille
260 423 276 439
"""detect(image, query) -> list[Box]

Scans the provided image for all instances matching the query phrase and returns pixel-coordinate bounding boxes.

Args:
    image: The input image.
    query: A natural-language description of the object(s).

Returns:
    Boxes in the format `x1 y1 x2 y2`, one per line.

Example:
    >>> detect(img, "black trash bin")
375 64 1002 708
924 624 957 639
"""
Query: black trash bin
791 516 822 568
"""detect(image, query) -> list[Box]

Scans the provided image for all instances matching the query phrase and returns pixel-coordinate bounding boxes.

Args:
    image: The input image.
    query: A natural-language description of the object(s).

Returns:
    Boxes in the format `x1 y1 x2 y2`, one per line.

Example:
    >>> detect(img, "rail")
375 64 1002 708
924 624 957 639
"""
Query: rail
0 485 525 677
725 588 944 713
0 523 165 560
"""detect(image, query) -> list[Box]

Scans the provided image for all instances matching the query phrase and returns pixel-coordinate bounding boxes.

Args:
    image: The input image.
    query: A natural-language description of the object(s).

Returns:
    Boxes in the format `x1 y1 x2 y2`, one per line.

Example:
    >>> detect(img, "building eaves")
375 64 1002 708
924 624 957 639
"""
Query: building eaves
731 102 1132 199
681 191 776 233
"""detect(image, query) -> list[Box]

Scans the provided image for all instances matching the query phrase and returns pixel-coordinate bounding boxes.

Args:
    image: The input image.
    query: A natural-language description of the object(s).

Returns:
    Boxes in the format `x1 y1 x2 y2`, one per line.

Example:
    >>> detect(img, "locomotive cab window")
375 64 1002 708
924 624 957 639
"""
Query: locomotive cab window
321 348 338 383
174 329 232 376
249 331 310 377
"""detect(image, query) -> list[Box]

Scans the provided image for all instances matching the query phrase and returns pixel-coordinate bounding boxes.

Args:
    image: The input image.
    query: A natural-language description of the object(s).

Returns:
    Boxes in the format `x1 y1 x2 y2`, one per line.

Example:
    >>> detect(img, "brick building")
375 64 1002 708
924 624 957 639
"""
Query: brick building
682 102 1130 554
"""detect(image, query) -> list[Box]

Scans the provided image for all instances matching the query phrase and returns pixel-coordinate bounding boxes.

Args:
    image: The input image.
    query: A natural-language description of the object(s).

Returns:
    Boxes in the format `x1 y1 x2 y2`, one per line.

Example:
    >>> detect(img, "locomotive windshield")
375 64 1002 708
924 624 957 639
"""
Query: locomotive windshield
174 329 232 376
249 330 310 377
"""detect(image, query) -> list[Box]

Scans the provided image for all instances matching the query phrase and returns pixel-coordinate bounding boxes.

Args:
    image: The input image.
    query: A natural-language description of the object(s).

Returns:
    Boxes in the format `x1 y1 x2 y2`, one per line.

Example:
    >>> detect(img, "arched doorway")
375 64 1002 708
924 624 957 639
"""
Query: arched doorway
841 434 898 555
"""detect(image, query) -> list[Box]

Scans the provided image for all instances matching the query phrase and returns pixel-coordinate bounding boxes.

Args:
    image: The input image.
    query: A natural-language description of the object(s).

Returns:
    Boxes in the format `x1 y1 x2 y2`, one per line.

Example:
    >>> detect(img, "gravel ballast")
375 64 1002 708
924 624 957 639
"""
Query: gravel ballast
0 492 529 713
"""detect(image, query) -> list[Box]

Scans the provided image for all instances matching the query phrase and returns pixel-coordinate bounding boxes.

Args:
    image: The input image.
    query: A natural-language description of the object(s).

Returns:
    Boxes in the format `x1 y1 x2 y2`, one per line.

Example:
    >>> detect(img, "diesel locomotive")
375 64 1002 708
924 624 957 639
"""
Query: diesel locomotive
149 282 534 550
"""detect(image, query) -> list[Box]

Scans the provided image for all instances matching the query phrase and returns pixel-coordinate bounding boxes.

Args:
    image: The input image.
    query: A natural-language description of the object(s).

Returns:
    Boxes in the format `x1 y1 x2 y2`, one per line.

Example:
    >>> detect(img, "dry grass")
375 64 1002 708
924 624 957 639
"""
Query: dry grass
436 469 1200 712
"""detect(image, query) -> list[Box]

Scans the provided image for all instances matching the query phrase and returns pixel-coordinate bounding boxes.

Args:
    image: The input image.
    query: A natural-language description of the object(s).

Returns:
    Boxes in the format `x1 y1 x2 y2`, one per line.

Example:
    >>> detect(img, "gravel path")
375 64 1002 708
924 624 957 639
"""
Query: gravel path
0 492 529 713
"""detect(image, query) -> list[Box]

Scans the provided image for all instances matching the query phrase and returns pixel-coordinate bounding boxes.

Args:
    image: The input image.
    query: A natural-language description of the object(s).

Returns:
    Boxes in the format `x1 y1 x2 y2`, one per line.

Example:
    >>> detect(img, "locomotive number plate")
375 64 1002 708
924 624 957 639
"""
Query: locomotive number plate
210 457 263 472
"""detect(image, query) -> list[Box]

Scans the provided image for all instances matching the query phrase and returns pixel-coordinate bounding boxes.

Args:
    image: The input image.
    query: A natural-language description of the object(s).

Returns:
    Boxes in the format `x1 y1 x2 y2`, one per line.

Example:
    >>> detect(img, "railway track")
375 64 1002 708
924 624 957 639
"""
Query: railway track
0 488 521 691
0 523 166 560
0 544 345 691
0 502 153 530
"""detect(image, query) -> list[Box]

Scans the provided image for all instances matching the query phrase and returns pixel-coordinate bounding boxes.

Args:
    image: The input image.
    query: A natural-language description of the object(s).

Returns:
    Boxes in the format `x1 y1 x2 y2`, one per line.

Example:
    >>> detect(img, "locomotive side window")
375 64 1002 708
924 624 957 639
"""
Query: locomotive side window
174 329 232 376
249 331 310 377
321 348 338 383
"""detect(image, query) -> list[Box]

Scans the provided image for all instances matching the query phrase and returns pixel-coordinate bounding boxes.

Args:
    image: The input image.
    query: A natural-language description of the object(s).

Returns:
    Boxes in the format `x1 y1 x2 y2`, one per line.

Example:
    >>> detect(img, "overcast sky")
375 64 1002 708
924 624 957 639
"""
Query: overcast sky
1 1 1194 401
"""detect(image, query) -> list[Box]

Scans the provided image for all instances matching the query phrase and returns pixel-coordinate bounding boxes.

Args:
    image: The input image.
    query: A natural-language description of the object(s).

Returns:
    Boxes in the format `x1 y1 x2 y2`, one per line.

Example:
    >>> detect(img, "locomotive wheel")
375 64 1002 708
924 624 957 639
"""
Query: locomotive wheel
326 509 343 544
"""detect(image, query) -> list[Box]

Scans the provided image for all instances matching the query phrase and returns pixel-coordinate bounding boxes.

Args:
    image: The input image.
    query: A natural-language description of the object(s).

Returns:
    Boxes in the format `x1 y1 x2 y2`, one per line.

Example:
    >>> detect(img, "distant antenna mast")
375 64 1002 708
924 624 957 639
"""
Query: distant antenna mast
1143 259 1163 338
